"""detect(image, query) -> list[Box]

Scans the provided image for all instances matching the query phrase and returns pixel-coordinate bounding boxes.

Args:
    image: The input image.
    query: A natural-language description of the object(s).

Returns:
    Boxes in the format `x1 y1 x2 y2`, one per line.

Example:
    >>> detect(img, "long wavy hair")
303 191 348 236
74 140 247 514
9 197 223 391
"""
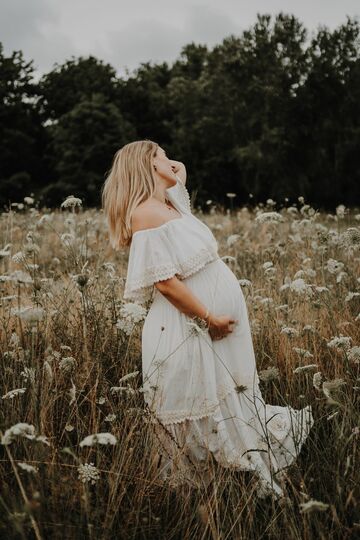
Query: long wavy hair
101 139 159 249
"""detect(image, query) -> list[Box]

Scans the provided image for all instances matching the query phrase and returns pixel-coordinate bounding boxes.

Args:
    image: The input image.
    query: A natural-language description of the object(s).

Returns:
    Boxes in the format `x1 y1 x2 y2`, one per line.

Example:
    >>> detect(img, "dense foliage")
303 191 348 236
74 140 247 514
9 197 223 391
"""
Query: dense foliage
1 13 360 210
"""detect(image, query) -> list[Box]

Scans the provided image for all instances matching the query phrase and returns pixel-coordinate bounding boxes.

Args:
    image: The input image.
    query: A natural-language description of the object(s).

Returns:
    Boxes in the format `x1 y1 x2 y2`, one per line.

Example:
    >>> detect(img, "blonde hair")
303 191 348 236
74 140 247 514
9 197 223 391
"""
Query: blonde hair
101 139 159 249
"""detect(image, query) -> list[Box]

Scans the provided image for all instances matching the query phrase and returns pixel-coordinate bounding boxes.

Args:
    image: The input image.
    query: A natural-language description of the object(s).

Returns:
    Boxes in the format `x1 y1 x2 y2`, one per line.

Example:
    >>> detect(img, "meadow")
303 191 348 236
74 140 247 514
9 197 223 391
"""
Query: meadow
0 195 359 539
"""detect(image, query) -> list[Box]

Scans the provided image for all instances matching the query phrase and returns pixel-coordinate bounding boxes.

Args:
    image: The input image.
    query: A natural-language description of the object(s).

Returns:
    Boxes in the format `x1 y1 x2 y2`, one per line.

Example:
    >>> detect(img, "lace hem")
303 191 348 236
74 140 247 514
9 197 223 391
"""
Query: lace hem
123 248 220 304
147 384 250 425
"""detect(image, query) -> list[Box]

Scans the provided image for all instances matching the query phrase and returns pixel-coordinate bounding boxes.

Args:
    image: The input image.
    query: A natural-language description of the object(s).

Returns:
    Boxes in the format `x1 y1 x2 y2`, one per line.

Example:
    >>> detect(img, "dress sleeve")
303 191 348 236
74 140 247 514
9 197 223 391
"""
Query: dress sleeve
123 226 183 304
165 174 192 214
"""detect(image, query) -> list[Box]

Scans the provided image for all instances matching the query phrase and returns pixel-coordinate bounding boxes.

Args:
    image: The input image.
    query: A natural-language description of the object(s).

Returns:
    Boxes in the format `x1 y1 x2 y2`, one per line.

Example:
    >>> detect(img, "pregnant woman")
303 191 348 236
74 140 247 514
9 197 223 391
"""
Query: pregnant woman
102 140 314 500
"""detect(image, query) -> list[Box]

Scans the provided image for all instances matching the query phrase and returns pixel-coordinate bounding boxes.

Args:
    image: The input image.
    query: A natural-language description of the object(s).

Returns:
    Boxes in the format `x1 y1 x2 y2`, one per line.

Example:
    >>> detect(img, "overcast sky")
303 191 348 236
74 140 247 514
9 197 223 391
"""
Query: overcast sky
1 0 359 81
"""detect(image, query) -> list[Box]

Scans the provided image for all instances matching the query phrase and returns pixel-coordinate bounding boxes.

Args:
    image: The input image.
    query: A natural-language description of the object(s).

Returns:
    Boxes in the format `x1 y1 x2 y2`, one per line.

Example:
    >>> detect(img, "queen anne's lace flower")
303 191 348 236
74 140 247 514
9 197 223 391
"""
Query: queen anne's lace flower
61 195 82 209
79 432 117 447
77 462 100 485
347 346 360 363
1 423 50 446
255 211 284 224
1 388 27 400
327 335 352 351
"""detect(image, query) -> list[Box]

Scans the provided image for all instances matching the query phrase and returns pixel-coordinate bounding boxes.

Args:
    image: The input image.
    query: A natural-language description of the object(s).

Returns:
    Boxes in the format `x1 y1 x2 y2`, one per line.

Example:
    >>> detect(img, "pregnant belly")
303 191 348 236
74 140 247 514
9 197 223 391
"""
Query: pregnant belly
178 257 243 318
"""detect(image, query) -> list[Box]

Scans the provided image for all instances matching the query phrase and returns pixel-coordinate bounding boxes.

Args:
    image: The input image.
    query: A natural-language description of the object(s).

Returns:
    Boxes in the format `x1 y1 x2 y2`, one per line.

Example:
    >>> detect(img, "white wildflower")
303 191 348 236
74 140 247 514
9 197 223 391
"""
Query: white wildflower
336 271 348 283
322 378 346 400
325 258 344 274
11 306 45 324
345 291 360 302
290 278 311 295
17 462 38 473
327 335 352 351
258 366 280 382
12 251 26 263
299 499 329 513
302 324 316 334
315 286 330 293
78 462 100 485
0 244 11 259
9 332 20 347
255 211 284 224
2 388 27 400
221 255 236 263
4 270 33 284
60 233 76 245
238 278 252 288
1 423 50 446
293 364 318 374
336 204 346 218
119 302 147 324
68 381 76 405
280 326 299 338
20 367 36 384
110 385 136 396
341 227 360 247
61 195 82 209
293 347 314 358
104 414 117 422
313 371 324 390
259 297 273 305
226 234 241 247
119 371 139 383
43 360 54 383
24 196 34 205
347 346 360 364
79 432 117 447
275 304 289 312
59 356 77 373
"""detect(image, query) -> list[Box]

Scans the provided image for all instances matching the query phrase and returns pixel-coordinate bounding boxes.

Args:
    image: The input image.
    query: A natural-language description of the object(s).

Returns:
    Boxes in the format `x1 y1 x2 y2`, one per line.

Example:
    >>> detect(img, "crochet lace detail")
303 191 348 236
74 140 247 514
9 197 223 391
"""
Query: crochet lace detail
147 385 253 424
170 175 192 213
123 247 220 304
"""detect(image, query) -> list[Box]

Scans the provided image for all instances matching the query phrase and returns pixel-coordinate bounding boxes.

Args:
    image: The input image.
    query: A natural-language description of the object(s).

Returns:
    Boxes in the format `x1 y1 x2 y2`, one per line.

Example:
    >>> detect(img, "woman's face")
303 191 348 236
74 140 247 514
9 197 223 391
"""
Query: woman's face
153 147 176 183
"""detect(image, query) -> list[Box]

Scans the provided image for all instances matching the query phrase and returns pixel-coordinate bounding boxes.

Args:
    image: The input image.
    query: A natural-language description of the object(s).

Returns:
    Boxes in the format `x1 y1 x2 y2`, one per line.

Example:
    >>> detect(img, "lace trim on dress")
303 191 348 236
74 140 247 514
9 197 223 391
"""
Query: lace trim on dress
169 175 192 213
124 247 220 304
146 386 251 425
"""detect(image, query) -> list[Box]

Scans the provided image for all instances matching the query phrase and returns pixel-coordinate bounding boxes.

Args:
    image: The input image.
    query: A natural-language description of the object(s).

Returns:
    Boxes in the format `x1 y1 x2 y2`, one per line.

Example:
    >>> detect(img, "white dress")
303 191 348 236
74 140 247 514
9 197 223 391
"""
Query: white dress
123 175 314 499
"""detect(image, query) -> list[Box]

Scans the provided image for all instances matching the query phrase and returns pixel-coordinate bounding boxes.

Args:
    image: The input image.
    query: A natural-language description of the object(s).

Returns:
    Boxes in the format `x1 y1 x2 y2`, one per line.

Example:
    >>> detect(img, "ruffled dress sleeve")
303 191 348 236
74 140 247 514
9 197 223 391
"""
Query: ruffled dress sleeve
122 174 219 305
165 174 192 214
123 225 219 306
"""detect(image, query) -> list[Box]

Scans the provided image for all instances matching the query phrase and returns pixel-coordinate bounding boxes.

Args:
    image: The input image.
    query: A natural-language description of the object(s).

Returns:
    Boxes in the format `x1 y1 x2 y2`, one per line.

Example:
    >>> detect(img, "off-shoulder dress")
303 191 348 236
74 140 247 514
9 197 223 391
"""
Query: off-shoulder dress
123 175 314 499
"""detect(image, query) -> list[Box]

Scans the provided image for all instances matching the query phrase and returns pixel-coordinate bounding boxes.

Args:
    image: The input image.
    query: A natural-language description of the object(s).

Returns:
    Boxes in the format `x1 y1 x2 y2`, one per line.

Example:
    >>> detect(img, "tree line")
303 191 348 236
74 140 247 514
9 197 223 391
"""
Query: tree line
1 12 359 211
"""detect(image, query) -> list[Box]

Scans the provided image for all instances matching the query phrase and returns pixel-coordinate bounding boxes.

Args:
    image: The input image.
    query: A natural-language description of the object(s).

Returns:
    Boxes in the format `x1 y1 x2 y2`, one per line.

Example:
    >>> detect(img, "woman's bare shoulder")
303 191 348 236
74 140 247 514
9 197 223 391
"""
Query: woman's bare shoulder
131 200 167 235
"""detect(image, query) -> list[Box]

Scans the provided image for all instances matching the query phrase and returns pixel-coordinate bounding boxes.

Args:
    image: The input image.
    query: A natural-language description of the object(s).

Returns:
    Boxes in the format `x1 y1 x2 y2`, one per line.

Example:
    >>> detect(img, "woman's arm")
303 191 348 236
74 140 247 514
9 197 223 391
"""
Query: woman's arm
169 160 187 185
154 276 238 340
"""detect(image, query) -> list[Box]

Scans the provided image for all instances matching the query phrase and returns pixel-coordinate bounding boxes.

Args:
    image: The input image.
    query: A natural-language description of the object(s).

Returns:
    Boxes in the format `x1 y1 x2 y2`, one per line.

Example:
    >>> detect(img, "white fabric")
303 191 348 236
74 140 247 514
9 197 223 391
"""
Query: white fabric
123 175 314 499
123 175 219 304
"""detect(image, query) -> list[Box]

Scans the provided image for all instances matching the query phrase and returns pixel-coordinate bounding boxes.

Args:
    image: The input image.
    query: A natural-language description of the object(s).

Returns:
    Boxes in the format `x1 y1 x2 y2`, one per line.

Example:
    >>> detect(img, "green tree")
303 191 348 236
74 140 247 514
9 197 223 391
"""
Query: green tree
41 93 136 206
0 43 47 209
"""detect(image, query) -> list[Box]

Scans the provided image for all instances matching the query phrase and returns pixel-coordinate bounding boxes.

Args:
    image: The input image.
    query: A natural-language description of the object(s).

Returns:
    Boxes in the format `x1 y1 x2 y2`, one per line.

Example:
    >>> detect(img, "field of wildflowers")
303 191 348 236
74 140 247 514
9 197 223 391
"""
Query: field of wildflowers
0 195 359 539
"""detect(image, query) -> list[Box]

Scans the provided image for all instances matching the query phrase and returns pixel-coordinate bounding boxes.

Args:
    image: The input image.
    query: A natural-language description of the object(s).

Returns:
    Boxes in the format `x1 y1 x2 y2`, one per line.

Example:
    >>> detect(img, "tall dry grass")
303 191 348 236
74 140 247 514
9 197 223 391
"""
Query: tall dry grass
0 196 359 539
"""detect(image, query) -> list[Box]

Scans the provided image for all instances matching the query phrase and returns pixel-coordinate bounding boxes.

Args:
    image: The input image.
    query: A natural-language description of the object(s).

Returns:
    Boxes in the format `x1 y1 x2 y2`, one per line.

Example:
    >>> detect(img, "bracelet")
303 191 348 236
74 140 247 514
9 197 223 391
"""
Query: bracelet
191 307 211 330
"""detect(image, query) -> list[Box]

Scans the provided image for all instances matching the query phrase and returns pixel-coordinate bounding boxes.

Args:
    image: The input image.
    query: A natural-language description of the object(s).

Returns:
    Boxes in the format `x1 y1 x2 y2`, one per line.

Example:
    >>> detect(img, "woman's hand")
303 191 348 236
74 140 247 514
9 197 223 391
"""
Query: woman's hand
208 314 238 341
169 160 182 174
